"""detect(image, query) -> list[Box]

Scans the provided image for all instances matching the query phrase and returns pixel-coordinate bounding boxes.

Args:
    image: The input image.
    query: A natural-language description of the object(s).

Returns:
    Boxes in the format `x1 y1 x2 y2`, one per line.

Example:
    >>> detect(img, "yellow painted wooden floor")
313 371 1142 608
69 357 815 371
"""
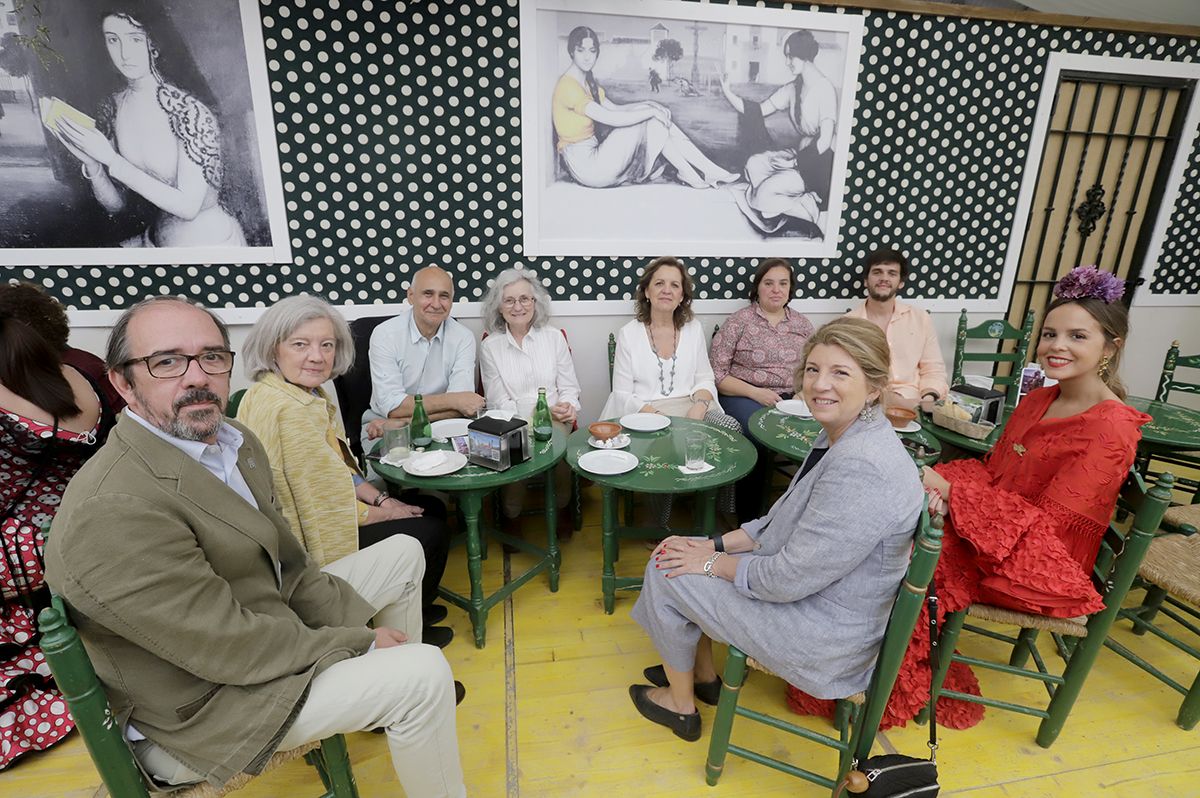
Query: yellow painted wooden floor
6 484 1200 797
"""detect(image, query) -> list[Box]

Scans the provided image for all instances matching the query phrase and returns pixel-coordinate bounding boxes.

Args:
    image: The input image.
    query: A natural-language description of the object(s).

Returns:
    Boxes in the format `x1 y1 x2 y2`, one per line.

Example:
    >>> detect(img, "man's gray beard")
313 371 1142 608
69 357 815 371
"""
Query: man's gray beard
133 387 224 441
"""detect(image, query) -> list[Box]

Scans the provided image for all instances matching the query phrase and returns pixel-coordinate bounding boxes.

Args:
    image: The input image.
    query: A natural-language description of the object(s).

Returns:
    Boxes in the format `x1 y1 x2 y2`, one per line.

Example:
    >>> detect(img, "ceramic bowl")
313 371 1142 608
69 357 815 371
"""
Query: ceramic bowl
589 421 622 442
885 407 917 429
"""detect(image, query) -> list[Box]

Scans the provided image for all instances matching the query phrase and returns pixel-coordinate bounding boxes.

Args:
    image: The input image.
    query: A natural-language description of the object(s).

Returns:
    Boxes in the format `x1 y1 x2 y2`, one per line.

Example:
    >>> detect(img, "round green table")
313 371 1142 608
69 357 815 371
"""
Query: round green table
372 428 567 648
566 418 757 614
1126 395 1200 453
748 407 943 467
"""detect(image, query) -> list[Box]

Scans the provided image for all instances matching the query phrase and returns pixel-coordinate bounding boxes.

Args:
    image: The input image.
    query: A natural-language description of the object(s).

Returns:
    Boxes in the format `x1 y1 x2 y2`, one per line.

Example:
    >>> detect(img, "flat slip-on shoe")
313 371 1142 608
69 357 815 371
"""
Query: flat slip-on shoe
423 605 449 625
454 680 466 706
423 626 454 648
628 684 701 742
642 664 723 706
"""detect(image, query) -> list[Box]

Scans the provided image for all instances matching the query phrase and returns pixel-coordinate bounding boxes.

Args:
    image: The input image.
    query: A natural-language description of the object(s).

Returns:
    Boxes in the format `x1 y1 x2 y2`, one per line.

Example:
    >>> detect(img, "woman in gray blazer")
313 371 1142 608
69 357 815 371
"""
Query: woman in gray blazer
630 317 924 741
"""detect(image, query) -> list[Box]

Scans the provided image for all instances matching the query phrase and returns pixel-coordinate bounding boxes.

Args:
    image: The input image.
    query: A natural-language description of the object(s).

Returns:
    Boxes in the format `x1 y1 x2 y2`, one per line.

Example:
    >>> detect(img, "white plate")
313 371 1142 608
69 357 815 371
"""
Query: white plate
619 413 671 432
895 420 922 434
403 450 468 477
775 399 812 418
577 449 639 476
430 418 470 439
589 434 631 449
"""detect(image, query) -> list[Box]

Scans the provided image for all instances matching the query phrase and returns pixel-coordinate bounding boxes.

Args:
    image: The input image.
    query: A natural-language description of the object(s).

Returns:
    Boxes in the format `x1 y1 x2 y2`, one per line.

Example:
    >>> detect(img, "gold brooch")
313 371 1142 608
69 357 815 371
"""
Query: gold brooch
1013 444 1026 456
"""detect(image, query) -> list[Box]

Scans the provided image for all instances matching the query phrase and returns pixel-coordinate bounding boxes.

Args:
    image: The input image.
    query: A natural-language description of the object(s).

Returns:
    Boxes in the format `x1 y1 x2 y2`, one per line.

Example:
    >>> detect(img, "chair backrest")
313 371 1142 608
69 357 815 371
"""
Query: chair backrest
849 509 943 763
1155 340 1200 403
225 388 247 419
39 596 152 798
332 314 391 462
1092 471 1173 595
951 308 1036 412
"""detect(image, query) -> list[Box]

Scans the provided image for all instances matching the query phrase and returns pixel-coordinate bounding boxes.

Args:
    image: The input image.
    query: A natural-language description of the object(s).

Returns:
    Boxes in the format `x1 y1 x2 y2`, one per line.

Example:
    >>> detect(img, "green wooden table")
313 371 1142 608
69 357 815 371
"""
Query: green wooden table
748 407 943 467
566 418 757 613
373 428 567 647
1126 395 1200 454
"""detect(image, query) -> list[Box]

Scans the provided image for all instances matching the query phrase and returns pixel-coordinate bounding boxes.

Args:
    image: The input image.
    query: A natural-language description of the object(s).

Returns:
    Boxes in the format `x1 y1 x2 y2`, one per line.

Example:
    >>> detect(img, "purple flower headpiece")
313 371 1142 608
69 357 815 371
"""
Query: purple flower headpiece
1053 266 1126 304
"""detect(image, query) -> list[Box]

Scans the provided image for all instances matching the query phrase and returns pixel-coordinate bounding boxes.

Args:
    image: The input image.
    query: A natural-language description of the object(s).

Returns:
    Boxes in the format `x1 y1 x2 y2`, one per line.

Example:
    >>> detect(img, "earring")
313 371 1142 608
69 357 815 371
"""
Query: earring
1098 355 1111 379
859 402 879 422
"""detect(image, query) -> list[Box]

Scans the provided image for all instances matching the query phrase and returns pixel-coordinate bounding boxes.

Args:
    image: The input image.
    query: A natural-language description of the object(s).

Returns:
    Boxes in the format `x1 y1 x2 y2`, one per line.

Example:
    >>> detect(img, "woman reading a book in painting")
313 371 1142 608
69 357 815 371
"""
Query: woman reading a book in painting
50 7 245 248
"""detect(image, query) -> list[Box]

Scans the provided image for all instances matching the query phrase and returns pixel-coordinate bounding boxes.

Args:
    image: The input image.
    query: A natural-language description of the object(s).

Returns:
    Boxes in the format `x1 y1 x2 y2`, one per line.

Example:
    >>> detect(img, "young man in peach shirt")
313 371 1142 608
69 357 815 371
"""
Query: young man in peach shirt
845 249 948 411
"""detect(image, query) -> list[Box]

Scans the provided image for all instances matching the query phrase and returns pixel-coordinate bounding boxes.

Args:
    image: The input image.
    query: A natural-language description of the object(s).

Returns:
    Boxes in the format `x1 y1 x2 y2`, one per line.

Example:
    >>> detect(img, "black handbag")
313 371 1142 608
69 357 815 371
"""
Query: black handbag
836 582 941 797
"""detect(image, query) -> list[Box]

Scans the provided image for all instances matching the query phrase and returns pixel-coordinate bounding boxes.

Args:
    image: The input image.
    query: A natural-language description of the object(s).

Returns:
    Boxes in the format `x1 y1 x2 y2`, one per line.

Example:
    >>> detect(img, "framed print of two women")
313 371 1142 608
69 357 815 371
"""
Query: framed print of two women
0 0 289 266
520 0 864 259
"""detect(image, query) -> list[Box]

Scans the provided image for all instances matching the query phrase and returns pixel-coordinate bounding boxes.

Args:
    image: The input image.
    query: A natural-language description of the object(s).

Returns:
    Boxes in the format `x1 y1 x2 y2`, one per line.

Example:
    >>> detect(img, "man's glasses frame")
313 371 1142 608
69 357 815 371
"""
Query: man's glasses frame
121 350 236 379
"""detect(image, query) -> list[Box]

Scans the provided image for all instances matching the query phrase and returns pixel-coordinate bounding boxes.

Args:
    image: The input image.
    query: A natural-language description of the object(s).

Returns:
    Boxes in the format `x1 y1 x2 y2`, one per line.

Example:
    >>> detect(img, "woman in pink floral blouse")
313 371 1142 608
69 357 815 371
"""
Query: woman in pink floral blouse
711 258 814 517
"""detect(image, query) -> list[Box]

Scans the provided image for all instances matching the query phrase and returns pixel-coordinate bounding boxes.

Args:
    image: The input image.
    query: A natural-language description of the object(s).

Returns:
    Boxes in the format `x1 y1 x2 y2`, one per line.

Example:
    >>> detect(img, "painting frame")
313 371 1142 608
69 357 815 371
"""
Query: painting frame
0 0 290 266
519 0 864 259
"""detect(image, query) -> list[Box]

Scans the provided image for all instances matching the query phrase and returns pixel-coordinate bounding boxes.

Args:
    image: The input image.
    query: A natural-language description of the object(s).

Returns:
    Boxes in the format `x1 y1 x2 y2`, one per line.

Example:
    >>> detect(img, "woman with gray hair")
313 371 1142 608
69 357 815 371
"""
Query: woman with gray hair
479 268 581 531
238 295 454 647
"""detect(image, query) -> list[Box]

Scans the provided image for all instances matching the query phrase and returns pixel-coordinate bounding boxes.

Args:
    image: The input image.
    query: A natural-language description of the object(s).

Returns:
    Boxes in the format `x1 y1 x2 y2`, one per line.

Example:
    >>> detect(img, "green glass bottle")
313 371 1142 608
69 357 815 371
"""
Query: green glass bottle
410 394 432 448
532 387 553 441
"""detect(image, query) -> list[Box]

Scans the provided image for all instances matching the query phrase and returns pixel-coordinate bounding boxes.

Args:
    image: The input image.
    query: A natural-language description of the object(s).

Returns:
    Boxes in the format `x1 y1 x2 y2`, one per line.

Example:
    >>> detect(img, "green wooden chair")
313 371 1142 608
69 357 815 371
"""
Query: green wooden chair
922 471 1172 747
1141 340 1200 500
1107 521 1200 730
37 596 360 798
950 309 1036 413
225 388 247 419
704 510 943 794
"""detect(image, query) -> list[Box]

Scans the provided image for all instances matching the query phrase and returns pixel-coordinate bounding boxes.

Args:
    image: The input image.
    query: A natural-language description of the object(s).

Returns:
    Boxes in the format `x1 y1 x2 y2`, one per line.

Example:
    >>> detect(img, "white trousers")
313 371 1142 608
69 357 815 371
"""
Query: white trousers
138 536 466 797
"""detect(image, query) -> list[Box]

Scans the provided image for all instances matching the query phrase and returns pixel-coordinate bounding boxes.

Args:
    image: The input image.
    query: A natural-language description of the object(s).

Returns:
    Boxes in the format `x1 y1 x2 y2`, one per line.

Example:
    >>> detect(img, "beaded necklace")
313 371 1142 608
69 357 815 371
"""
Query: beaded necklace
646 324 678 395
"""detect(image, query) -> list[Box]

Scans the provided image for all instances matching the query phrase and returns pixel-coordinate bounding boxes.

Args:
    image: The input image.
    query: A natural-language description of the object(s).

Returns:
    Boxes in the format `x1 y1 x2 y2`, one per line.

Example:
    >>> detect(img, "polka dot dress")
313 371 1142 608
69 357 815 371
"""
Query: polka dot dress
3 2 1197 307
0 412 104 769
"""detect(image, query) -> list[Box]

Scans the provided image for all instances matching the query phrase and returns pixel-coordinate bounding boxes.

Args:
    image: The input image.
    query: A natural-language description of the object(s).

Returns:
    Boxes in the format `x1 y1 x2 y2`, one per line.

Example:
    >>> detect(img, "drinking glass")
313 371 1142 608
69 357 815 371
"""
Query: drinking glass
383 426 410 461
685 431 706 470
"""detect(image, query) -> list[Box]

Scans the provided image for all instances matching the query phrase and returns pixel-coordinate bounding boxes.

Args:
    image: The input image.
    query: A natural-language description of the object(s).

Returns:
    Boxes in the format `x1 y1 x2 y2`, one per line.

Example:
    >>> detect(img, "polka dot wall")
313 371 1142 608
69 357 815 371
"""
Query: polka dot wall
3 0 1198 309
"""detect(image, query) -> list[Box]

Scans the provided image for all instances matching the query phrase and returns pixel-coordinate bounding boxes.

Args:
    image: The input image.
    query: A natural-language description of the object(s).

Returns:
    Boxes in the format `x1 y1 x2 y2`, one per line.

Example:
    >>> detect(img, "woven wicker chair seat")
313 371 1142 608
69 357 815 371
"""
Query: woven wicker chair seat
744 656 865 705
1139 533 1200 606
169 741 321 798
1164 503 1200 531
966 603 1089 637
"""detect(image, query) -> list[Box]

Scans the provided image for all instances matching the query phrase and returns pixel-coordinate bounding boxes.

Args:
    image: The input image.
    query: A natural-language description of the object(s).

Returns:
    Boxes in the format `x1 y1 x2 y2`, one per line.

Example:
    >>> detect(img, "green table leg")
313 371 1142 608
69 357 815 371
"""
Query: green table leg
460 492 489 648
602 486 618 614
700 489 717 535
545 467 560 593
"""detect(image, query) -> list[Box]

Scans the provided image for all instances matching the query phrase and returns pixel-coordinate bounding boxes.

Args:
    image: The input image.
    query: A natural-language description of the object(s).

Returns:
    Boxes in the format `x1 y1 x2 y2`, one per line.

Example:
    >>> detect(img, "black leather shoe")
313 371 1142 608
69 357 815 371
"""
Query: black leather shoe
642 664 723 706
423 605 449 625
628 684 701 742
454 680 466 706
424 626 454 648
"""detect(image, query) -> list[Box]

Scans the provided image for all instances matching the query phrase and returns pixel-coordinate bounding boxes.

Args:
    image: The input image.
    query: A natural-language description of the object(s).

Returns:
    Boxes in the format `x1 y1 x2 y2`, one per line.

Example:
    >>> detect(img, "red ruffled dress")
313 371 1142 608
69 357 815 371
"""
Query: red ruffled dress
786 386 1151 729
1 408 105 769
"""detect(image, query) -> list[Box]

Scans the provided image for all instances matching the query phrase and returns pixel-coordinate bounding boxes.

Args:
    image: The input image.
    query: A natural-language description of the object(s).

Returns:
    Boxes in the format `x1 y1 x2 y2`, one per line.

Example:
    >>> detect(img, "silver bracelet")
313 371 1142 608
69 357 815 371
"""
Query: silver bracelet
81 162 99 180
703 551 725 578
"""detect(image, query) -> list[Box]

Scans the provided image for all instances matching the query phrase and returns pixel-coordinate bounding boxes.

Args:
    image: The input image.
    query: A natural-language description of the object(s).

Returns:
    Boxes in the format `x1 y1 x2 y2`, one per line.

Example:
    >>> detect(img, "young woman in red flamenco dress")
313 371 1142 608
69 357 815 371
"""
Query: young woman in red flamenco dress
786 267 1151 729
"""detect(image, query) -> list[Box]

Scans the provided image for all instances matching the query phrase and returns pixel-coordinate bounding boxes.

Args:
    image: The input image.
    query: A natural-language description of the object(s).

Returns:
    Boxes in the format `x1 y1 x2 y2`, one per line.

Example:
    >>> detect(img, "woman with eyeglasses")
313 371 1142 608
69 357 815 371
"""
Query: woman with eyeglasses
479 269 581 532
0 283 112 768
237 296 455 648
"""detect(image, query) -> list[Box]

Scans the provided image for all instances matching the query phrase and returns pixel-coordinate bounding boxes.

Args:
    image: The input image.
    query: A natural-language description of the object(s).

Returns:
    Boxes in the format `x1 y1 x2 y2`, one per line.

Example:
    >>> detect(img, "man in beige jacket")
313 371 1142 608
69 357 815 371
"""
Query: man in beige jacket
45 297 466 797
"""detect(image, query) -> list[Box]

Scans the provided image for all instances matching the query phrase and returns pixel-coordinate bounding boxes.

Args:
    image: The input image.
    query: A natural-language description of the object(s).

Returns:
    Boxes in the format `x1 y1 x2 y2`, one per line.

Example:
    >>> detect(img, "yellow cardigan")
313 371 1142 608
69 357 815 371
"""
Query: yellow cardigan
237 372 370 565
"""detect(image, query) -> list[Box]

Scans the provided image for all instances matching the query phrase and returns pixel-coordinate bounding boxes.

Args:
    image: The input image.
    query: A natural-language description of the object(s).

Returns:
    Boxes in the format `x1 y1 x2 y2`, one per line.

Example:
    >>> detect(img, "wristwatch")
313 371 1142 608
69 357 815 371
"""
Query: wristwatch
703 551 725 578
373 492 390 507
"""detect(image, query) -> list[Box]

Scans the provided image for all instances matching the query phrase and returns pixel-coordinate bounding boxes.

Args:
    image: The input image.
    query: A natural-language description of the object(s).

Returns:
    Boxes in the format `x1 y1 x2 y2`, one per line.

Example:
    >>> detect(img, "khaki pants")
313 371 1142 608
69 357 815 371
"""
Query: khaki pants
135 536 466 797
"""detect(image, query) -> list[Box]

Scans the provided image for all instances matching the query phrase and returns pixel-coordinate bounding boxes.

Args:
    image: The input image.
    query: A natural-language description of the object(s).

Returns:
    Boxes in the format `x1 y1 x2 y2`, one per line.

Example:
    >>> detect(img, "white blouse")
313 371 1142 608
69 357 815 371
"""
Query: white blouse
479 325 582 415
600 319 721 420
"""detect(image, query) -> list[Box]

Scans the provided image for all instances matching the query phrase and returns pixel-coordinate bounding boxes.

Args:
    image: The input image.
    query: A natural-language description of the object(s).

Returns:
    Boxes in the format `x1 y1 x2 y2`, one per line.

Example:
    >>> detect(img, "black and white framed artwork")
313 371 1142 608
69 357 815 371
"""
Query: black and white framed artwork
0 0 289 265
519 0 864 258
